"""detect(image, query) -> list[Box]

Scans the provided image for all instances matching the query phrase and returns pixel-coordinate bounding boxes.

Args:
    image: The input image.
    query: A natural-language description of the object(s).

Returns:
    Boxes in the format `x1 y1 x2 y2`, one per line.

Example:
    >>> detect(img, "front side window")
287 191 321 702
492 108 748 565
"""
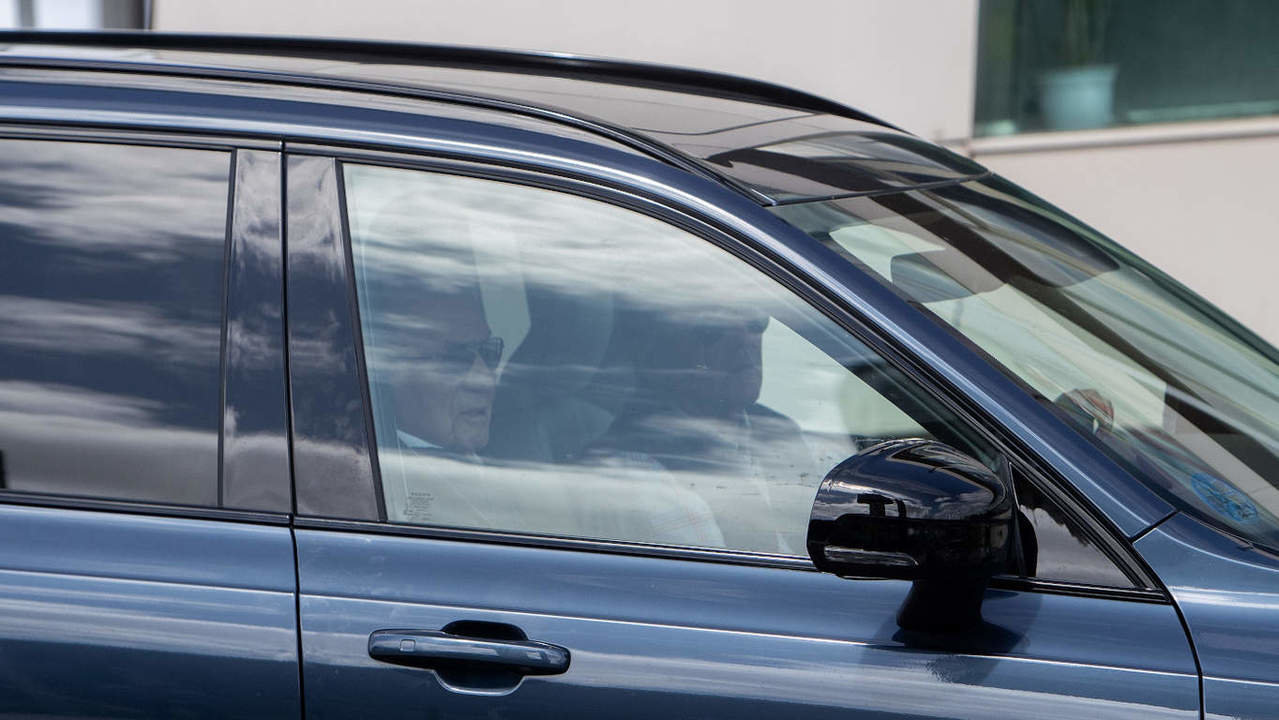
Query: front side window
343 163 1132 587
0 139 229 505
345 164 990 555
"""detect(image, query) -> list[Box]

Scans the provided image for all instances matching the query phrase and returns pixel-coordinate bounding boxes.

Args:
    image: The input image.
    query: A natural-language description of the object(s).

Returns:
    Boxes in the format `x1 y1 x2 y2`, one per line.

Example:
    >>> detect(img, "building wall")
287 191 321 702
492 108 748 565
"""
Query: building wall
154 0 1279 344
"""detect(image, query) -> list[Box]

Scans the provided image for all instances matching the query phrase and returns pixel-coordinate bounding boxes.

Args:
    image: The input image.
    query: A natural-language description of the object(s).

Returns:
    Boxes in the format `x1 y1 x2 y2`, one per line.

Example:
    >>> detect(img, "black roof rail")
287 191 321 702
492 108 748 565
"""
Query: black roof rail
0 30 897 130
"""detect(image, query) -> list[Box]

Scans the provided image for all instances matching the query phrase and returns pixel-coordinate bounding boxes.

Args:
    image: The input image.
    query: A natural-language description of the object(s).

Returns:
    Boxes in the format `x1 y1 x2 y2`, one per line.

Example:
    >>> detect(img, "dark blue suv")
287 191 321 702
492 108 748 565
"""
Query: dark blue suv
0 32 1275 720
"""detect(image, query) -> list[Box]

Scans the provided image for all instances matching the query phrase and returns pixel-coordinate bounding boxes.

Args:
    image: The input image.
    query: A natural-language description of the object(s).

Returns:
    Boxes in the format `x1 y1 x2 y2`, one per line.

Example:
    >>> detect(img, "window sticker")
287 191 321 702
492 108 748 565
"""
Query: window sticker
1191 472 1258 524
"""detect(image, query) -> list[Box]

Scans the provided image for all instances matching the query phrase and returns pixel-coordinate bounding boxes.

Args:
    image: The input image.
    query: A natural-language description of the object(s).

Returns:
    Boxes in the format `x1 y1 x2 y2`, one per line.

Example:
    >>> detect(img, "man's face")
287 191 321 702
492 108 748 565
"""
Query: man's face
694 314 767 416
651 312 768 417
395 292 499 453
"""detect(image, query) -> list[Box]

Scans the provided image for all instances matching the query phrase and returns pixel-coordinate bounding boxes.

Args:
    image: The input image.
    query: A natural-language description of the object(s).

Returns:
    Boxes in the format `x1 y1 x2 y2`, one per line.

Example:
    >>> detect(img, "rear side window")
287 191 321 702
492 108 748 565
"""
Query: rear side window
0 139 229 506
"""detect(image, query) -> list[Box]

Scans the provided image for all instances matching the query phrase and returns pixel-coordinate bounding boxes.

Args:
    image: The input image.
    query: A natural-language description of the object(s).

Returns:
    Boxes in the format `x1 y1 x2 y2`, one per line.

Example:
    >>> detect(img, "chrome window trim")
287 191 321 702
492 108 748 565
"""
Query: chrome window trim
0 489 291 526
0 120 280 149
293 516 1169 604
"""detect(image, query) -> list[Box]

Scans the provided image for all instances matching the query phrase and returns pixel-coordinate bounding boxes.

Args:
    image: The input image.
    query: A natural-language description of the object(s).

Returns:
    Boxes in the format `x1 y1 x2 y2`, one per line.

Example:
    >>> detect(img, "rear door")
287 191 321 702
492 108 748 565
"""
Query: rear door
0 135 298 717
287 151 1199 719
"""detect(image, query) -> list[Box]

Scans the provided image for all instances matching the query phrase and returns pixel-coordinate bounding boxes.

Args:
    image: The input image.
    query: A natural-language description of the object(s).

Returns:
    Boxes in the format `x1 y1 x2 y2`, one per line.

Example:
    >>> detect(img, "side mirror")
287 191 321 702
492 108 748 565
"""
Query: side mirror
807 438 1013 632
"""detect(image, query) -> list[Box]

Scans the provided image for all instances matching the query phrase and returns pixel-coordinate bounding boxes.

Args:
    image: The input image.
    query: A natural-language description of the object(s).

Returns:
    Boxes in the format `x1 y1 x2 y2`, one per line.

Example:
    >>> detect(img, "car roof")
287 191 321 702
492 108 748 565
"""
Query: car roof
0 31 989 204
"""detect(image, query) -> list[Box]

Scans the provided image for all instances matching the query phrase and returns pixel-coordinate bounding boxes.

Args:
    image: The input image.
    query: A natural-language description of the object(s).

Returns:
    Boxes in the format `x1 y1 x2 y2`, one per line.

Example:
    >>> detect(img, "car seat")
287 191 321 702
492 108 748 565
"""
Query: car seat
486 286 650 464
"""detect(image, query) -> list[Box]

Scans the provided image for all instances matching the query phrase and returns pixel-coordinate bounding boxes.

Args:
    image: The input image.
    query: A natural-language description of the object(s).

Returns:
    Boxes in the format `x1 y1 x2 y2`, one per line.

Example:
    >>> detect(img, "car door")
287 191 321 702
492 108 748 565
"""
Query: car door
286 151 1199 719
0 135 298 717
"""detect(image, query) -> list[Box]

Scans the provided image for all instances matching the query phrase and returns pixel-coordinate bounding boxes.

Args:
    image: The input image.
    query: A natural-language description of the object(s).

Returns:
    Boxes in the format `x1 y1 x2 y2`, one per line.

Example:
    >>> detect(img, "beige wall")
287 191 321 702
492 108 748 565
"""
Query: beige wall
153 0 979 143
975 130 1279 342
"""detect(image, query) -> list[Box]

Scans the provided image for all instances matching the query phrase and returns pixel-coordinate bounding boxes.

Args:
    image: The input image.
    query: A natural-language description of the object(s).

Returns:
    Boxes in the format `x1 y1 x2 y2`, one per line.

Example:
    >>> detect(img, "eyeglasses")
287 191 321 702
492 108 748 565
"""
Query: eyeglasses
427 336 504 375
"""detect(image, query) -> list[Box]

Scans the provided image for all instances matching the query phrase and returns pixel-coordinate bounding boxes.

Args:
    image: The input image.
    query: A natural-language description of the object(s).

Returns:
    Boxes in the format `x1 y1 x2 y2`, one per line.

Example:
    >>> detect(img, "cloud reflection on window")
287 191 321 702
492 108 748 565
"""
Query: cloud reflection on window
0 140 230 505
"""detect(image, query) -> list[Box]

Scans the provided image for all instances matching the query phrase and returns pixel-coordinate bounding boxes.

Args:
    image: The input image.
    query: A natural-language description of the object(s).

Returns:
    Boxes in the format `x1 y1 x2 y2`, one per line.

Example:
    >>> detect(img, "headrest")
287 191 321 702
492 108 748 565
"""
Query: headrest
498 285 614 400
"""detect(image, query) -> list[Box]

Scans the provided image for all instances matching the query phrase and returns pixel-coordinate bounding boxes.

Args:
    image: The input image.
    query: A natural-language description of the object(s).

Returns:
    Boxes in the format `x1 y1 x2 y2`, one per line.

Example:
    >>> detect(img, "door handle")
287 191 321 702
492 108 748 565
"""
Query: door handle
368 629 570 676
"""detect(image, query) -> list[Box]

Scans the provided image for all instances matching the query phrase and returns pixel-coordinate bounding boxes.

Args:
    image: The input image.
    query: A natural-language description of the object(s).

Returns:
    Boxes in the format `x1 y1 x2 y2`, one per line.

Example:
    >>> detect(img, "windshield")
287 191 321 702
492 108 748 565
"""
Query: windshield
771 176 1279 549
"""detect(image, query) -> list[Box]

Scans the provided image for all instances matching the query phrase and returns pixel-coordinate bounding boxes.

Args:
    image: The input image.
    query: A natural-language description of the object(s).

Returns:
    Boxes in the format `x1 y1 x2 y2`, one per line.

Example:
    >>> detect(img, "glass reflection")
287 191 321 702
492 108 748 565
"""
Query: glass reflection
287 156 379 520
0 140 229 505
701 130 989 201
772 176 1279 562
222 149 290 512
346 165 987 554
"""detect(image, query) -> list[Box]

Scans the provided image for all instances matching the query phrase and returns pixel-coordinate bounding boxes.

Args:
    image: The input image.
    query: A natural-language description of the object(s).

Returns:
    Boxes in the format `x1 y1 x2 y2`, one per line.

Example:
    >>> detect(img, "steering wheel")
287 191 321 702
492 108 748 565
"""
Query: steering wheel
1053 388 1115 436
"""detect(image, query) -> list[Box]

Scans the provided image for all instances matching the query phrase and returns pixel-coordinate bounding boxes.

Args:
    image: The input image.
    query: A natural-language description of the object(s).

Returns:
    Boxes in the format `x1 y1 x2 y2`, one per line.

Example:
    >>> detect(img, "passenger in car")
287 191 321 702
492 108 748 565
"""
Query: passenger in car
387 280 501 461
360 263 509 527
366 265 727 548
589 310 817 554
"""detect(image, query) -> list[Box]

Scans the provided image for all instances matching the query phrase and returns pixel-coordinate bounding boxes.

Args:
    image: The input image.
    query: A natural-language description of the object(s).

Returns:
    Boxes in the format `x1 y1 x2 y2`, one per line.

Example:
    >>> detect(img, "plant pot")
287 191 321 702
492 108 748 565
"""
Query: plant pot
1038 64 1118 131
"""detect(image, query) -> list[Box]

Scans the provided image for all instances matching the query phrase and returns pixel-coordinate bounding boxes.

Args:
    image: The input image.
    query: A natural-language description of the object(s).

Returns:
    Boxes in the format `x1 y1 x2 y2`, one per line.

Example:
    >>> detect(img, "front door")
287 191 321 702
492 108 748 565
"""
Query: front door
287 153 1198 718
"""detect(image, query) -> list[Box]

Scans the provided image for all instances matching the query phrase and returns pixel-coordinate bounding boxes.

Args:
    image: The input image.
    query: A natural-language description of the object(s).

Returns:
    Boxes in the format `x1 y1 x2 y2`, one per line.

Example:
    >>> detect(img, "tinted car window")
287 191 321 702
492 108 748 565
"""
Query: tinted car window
1013 474 1134 586
0 139 229 506
344 163 999 555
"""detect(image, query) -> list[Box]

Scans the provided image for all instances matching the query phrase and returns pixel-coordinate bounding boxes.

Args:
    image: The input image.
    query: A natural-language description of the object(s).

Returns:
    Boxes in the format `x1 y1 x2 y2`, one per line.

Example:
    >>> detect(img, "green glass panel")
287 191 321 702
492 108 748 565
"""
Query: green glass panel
976 0 1279 135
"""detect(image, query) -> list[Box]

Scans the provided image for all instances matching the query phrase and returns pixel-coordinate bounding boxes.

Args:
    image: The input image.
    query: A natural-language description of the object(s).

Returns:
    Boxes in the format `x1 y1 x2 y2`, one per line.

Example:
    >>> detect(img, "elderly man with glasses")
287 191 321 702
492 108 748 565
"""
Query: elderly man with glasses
389 281 503 461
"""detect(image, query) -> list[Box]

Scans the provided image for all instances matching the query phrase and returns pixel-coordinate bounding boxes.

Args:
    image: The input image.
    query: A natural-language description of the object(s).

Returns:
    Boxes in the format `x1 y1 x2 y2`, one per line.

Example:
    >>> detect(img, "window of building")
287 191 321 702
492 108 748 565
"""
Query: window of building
975 0 1279 135
1 0 146 29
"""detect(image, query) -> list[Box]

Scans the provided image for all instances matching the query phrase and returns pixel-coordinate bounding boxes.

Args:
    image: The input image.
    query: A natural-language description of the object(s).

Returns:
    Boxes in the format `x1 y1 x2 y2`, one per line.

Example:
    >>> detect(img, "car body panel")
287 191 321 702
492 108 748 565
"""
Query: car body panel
298 528 1197 719
0 503 299 717
223 147 292 513
1135 512 1279 720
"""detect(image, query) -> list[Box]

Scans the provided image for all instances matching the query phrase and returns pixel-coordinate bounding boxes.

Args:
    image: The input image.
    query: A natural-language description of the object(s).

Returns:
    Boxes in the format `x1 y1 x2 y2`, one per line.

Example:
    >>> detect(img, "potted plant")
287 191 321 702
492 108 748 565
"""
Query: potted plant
1038 0 1116 130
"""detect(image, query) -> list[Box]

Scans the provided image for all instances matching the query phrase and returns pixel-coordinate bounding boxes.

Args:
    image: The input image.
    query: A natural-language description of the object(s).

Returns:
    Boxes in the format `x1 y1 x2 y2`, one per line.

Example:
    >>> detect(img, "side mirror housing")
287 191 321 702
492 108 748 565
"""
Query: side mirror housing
807 439 1013 632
